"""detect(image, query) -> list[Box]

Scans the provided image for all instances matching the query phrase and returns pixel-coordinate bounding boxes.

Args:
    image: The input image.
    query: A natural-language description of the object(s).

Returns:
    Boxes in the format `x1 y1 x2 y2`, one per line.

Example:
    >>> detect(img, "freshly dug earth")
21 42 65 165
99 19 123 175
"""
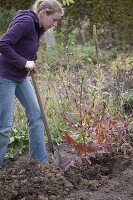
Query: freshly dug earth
0 147 133 200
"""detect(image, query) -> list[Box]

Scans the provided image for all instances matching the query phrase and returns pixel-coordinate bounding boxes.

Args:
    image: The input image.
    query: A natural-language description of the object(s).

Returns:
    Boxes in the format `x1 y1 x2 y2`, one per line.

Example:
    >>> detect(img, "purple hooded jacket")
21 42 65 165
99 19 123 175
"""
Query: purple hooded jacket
0 10 43 82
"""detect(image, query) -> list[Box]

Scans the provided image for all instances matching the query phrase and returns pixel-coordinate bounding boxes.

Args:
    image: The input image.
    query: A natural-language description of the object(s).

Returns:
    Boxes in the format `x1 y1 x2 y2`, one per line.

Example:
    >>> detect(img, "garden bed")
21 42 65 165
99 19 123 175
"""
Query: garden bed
0 144 133 200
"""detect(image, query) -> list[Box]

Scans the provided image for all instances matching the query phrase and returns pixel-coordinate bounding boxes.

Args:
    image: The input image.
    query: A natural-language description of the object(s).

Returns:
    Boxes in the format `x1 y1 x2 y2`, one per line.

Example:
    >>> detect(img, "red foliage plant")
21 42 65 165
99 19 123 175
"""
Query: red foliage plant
60 100 129 171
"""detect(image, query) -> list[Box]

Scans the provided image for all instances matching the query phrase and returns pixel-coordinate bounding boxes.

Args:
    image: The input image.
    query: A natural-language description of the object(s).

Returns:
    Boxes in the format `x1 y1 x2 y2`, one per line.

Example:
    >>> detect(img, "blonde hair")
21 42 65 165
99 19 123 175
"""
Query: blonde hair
32 0 64 15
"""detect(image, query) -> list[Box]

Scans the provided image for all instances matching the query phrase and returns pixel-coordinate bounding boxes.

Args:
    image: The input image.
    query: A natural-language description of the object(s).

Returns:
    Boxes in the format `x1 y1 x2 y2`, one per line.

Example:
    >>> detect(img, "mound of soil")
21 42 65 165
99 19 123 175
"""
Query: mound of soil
0 146 133 200
0 155 73 200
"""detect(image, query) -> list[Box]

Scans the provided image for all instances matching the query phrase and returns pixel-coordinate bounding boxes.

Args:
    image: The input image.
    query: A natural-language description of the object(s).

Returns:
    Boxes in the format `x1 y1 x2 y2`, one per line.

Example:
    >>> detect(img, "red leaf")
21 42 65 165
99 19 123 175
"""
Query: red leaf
62 133 96 156
62 132 78 146
124 121 129 128
111 117 119 126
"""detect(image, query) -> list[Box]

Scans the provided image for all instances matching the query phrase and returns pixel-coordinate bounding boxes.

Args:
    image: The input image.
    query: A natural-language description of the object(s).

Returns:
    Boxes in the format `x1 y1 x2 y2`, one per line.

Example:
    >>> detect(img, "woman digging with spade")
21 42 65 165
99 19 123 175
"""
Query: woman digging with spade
0 0 64 168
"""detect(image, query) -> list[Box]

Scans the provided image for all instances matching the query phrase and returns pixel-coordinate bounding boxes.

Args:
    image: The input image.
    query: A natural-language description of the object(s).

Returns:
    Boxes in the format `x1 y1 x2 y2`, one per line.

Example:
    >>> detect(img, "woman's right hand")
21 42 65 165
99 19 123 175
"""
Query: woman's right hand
25 61 36 71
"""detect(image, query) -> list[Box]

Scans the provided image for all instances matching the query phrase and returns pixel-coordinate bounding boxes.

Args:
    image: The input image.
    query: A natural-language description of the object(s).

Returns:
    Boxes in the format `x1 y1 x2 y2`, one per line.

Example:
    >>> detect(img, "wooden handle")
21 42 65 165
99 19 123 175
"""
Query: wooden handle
30 71 54 154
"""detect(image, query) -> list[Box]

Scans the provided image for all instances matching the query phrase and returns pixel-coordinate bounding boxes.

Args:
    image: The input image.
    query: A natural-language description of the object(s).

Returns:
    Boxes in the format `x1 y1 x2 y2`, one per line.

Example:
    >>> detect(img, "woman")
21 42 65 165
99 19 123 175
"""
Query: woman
0 0 64 167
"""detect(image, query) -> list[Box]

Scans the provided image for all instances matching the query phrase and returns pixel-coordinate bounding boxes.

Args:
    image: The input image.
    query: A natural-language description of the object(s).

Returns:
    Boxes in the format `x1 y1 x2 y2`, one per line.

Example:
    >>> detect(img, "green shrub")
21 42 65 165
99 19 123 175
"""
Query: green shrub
7 121 28 156
0 8 16 32
123 91 133 114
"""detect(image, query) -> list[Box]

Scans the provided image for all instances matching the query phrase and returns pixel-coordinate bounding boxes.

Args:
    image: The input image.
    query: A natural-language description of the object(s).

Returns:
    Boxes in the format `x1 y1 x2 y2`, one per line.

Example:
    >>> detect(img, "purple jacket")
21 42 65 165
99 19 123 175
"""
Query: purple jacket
0 10 43 82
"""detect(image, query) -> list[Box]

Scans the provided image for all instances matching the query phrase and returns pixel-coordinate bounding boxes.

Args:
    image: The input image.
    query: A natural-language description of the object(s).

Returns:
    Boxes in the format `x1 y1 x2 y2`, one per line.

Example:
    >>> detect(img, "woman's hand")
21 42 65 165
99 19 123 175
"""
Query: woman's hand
25 61 36 71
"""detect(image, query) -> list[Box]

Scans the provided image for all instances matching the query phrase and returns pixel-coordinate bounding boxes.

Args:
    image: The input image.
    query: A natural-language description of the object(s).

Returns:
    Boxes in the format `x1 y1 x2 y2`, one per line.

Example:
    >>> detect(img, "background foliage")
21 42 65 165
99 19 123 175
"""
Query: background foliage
0 0 133 48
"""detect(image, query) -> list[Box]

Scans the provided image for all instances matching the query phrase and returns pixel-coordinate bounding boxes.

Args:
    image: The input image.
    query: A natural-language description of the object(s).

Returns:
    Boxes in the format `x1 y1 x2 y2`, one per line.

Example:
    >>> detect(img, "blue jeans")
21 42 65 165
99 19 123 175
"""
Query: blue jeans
0 76 48 166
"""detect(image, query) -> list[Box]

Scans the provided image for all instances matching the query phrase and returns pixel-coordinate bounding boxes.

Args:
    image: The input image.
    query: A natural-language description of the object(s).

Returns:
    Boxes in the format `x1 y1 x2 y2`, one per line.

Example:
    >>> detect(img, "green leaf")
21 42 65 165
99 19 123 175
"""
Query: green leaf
62 0 74 6
9 137 15 144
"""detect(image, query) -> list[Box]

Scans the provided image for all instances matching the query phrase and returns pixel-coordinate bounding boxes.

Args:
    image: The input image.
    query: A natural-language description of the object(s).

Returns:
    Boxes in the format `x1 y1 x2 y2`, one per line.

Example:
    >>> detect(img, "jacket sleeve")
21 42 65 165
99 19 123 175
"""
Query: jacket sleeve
0 17 33 69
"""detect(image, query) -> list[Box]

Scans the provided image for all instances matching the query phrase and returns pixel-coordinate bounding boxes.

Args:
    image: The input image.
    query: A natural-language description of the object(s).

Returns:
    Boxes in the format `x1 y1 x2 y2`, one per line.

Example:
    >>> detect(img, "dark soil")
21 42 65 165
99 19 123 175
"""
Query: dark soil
0 145 133 200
